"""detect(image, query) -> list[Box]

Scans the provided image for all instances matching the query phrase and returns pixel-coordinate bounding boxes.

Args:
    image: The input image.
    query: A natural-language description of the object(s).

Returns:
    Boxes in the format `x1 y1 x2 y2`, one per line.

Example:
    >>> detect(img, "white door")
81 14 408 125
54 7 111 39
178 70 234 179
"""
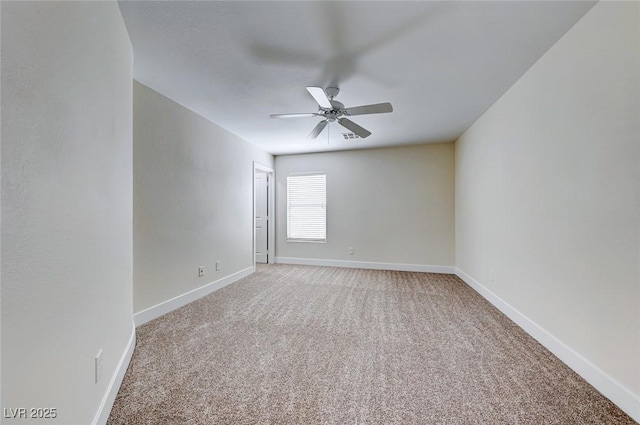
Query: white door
255 172 268 263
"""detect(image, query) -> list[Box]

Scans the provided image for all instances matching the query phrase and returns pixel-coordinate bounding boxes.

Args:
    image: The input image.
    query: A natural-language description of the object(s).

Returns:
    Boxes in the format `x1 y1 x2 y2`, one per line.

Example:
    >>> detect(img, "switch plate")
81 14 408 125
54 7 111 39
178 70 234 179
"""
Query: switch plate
215 261 222 271
198 266 205 277
348 247 354 255
490 269 495 282
95 350 103 383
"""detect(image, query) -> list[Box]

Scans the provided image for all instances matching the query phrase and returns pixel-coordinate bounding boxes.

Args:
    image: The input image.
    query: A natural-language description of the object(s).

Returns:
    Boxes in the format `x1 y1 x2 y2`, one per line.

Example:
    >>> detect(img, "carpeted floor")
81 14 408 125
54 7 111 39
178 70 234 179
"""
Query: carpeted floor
108 264 635 424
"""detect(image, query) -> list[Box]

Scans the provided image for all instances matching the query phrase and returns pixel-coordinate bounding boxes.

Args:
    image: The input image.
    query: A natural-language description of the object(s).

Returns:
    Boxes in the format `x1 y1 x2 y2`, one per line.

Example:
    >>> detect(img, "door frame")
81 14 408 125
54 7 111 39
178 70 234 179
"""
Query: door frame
253 161 275 270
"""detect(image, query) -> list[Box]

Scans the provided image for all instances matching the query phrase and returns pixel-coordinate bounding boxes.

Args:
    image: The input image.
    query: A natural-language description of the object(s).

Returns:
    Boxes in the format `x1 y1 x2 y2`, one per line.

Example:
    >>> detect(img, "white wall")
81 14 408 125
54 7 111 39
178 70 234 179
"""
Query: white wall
276 143 455 270
455 0 639 416
1 2 134 424
133 82 273 315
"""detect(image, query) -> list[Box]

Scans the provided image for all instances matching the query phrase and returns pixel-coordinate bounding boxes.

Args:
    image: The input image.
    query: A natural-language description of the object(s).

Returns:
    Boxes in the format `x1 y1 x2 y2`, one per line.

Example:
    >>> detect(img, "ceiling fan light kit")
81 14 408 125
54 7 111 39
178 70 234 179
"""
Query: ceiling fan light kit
270 86 393 139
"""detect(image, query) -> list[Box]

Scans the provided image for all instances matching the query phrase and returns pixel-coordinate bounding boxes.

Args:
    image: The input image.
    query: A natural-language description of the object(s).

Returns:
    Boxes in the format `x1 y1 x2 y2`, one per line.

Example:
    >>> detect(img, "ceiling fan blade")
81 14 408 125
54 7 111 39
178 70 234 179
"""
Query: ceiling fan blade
307 120 328 139
343 102 393 116
338 118 371 138
270 113 320 119
306 86 333 109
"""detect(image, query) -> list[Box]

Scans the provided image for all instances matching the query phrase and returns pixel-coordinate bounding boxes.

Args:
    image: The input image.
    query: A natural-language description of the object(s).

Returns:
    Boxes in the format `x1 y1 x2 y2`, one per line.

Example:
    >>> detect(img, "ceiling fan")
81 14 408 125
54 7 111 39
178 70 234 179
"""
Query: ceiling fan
270 87 393 139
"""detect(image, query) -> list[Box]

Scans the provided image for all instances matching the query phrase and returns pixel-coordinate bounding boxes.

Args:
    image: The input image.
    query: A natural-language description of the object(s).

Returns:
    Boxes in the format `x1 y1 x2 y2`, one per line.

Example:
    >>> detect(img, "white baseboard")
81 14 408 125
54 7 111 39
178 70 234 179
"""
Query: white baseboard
275 257 455 274
92 321 136 425
134 266 254 327
455 268 640 423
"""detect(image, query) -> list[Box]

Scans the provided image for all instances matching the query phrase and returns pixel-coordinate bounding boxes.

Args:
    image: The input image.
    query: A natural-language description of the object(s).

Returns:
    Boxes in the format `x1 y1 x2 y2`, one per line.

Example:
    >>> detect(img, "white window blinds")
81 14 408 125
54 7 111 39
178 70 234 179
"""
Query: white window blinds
287 174 326 242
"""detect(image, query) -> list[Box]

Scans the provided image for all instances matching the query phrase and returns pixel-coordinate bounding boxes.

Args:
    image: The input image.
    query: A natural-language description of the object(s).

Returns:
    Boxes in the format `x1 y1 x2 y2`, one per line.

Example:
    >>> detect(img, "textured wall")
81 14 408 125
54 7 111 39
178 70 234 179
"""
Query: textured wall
275 143 455 267
1 2 134 424
133 82 273 313
456 0 639 398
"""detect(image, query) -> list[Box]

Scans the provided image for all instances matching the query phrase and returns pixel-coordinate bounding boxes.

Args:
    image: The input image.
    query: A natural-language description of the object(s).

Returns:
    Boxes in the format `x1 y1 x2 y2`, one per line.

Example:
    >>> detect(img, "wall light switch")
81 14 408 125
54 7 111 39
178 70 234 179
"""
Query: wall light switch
95 350 103 383
348 247 354 255
216 261 221 271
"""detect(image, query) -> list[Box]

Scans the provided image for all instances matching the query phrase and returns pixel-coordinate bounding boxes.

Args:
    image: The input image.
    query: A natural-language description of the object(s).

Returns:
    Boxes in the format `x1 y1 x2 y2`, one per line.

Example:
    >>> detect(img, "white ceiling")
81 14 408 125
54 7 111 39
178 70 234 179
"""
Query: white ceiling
118 1 596 156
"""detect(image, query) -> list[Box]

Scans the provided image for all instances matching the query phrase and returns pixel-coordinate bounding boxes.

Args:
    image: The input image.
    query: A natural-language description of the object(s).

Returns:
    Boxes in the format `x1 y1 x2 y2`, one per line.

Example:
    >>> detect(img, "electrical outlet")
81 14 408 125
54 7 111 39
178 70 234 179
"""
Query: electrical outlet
198 266 205 277
348 247 354 255
215 261 222 271
95 350 103 384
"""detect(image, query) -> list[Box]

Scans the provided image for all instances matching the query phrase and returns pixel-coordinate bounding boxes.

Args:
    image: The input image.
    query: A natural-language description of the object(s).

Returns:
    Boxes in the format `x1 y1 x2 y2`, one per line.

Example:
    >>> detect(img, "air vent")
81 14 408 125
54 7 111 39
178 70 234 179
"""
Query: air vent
341 132 361 140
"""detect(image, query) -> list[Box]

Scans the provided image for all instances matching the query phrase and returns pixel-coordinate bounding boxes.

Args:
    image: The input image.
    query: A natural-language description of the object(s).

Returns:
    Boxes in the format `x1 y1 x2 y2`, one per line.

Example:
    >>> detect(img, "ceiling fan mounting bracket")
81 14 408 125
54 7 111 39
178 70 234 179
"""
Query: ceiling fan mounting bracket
325 87 340 99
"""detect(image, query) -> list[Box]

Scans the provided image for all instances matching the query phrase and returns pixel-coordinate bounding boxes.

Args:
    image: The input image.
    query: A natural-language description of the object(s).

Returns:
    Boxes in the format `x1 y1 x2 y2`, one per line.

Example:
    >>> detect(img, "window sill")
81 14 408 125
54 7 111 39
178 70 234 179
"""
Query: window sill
287 239 327 244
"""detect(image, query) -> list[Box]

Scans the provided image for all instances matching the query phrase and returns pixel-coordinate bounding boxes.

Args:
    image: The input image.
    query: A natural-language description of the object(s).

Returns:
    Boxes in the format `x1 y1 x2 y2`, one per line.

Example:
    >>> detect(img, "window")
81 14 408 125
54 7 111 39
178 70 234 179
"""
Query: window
287 173 326 242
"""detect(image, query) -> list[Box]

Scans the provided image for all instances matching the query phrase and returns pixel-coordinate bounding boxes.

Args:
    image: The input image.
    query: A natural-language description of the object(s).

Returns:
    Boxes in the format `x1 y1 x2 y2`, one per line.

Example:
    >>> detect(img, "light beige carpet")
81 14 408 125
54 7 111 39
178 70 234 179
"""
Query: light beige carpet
108 264 635 424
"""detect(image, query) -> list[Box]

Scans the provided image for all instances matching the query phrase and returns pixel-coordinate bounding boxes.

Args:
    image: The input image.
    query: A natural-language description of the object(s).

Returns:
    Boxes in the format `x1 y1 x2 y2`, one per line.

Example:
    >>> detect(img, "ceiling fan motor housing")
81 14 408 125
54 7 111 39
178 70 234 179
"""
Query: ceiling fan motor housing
318 87 343 122
322 100 345 122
